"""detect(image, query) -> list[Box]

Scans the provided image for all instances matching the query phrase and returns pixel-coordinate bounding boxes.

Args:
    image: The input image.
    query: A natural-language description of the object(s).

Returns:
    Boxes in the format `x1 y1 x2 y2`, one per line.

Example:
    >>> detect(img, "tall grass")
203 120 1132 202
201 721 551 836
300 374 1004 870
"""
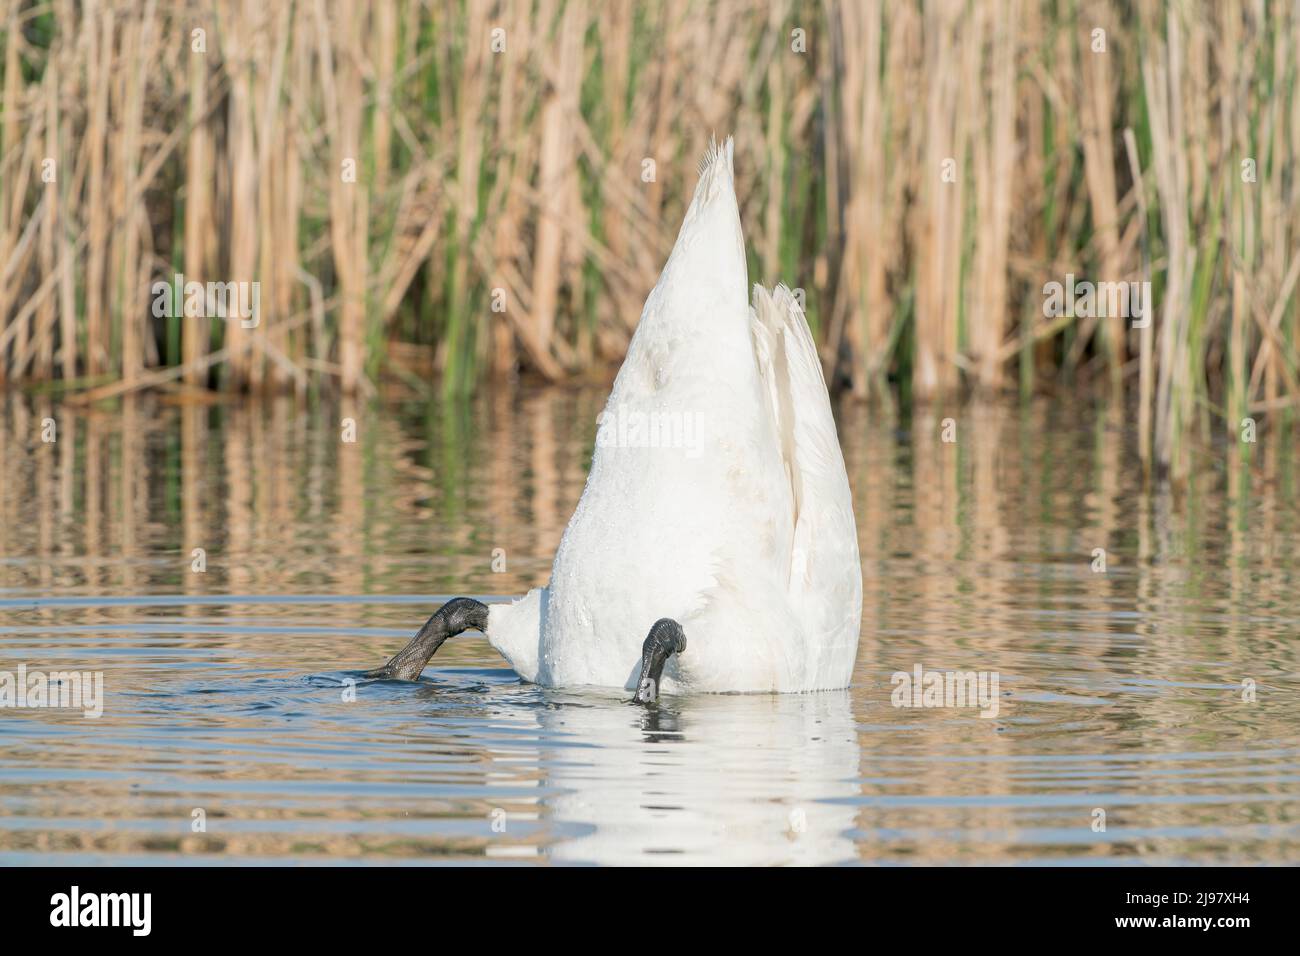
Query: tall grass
0 0 1297 477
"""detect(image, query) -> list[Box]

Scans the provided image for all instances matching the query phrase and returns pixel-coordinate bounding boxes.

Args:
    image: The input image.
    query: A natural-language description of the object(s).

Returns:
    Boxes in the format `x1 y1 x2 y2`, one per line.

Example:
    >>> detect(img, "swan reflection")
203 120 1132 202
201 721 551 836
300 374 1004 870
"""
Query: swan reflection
524 689 861 865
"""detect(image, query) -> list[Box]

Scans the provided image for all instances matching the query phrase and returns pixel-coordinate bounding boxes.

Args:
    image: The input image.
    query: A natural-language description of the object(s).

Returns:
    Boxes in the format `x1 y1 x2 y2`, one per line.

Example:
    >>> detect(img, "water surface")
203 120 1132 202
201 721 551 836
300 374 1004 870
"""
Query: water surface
0 389 1296 864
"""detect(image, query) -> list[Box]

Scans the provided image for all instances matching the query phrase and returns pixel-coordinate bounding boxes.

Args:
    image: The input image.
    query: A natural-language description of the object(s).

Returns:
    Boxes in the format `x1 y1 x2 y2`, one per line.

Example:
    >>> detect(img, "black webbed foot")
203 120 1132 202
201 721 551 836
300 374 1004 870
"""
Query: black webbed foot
631 618 687 704
366 597 489 681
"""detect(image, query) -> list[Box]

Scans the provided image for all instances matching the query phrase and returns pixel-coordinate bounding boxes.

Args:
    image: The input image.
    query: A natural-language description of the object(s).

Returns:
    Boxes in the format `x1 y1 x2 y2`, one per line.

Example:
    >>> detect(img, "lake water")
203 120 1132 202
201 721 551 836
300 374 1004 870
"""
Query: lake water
0 388 1296 865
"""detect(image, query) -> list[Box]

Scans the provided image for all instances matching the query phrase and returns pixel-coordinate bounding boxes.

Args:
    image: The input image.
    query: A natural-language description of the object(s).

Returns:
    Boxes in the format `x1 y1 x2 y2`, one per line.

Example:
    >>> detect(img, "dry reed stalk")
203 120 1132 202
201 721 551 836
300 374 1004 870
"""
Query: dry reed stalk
1078 0 1124 391
372 1 396 196
183 17 210 387
914 0 967 401
53 4 76 384
1149 0 1196 476
971 0 1017 393
283 17 312 377
1292 4 1300 385
441 0 489 390
486 0 534 378
314 0 369 394
1124 128 1154 472
1224 4 1253 436
223 1 259 389
117 5 156 385
0 1 26 380
1256 0 1292 412
531 0 586 370
595 0 632 341
84 0 111 378
254 4 292 390
35 63 56 380
760 0 789 285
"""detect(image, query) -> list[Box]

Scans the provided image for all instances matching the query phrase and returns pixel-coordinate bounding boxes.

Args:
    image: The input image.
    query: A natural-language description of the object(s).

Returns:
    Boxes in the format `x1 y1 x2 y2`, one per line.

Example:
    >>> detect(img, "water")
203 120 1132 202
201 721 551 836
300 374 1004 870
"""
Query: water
0 389 1296 865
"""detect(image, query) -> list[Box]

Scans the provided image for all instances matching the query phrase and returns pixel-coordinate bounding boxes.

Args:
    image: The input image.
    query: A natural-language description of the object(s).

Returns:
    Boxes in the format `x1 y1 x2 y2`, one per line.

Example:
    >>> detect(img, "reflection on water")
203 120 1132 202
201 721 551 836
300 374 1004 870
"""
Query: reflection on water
0 389 1296 865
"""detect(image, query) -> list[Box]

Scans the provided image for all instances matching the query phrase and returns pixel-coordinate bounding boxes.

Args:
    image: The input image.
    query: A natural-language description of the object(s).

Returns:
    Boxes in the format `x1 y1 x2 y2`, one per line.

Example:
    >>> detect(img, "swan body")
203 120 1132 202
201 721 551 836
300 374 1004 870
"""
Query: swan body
486 137 862 695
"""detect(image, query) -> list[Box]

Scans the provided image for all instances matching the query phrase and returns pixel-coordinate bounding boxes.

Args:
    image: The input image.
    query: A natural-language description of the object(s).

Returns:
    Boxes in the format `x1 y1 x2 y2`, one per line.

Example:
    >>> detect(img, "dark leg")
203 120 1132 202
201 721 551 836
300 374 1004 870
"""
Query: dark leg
632 618 687 704
366 597 489 681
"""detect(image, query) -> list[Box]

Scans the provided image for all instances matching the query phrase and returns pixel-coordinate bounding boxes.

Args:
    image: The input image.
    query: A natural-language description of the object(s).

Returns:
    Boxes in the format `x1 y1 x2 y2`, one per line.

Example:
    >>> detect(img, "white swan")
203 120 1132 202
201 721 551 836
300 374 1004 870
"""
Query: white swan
370 136 862 700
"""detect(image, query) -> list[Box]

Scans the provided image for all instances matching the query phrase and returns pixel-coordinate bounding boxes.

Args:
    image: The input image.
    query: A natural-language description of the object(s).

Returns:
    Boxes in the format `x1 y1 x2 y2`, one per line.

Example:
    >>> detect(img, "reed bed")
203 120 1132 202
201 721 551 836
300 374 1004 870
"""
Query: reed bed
0 0 1297 477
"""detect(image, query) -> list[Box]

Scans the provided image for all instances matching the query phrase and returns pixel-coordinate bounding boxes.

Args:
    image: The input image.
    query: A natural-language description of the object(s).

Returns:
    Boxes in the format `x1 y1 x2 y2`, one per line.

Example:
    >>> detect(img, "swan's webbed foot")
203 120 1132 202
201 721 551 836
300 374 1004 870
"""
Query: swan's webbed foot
366 597 489 681
632 618 687 704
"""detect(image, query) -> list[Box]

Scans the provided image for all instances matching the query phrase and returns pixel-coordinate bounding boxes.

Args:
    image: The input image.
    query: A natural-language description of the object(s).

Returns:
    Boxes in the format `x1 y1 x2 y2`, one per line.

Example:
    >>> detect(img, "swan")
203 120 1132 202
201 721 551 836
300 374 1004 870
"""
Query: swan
368 136 862 702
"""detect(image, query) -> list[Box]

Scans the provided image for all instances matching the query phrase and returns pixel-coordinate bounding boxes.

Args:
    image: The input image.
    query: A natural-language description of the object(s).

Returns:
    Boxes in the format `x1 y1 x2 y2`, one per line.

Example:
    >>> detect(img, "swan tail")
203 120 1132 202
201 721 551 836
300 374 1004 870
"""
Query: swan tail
621 132 748 352
750 284 862 686
691 134 735 205
674 134 741 261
